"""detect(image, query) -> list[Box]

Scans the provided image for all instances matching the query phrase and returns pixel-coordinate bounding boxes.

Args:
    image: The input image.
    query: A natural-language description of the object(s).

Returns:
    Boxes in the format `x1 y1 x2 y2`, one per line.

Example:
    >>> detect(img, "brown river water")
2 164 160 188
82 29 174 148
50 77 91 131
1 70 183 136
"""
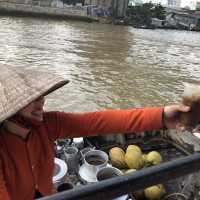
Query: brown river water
0 16 200 112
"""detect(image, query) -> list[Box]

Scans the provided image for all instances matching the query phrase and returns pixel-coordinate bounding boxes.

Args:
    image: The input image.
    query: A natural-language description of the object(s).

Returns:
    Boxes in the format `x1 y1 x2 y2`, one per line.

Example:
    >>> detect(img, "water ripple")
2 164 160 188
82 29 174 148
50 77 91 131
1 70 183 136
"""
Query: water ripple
0 16 199 111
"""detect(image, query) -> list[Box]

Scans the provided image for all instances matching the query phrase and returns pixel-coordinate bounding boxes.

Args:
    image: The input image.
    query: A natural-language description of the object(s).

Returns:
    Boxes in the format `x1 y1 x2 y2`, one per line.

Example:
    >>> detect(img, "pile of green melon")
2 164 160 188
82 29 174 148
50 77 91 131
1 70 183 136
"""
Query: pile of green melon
109 145 166 200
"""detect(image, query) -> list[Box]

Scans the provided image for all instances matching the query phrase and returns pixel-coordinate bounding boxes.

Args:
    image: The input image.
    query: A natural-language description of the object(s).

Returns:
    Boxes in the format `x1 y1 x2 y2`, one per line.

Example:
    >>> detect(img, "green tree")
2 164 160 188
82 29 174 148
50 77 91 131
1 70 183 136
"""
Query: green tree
127 2 166 27
153 3 166 20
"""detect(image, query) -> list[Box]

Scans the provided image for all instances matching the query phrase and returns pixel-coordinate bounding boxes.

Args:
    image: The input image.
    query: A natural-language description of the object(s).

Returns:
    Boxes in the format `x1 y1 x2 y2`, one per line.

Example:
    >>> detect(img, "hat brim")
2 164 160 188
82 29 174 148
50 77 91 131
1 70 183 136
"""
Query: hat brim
43 80 70 96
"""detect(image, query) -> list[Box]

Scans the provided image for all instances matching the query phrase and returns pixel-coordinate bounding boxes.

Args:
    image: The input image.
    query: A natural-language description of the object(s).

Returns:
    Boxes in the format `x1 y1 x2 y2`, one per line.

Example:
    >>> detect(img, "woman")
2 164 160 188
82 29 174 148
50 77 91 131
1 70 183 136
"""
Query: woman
0 65 190 200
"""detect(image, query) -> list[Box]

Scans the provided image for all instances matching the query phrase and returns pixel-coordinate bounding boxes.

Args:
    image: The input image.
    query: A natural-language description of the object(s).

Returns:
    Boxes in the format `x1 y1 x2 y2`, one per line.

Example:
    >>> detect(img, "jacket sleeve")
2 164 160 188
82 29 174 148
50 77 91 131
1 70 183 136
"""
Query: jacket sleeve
45 107 164 140
0 160 10 200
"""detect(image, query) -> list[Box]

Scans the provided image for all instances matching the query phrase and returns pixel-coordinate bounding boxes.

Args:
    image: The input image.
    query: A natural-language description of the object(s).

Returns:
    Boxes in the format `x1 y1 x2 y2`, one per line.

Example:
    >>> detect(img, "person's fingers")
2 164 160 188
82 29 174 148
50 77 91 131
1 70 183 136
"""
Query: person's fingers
176 104 190 112
164 104 190 118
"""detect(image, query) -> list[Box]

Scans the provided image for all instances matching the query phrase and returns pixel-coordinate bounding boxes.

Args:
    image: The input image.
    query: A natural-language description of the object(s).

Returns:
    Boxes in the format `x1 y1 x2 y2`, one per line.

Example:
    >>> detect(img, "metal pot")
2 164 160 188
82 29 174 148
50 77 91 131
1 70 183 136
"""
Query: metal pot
96 167 129 200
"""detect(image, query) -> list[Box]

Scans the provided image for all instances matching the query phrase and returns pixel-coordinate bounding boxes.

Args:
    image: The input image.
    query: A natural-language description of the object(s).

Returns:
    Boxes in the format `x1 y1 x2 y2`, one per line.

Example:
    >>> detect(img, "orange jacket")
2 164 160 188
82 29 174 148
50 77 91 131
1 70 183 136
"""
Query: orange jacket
0 108 163 200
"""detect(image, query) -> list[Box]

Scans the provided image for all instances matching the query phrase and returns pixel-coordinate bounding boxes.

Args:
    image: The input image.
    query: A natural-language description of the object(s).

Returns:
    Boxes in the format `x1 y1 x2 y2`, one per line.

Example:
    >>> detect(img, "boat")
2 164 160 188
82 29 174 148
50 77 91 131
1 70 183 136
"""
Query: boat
49 130 200 200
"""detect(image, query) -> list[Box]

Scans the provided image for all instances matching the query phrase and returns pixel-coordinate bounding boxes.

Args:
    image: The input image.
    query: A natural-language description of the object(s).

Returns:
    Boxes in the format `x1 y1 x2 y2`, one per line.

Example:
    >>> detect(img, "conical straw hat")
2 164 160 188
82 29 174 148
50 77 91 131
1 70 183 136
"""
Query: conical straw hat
0 65 69 123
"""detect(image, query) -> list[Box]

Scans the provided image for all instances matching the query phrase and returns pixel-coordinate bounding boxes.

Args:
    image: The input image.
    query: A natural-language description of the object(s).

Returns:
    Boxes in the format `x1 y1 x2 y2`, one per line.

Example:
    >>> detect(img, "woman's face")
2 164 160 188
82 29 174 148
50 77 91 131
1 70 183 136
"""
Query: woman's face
18 96 45 122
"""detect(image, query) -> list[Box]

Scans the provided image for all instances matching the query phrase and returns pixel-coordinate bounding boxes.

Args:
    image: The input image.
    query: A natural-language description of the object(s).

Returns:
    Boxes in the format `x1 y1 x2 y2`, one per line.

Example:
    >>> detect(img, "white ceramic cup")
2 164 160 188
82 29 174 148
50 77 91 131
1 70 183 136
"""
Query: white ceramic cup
79 150 108 183
84 150 108 172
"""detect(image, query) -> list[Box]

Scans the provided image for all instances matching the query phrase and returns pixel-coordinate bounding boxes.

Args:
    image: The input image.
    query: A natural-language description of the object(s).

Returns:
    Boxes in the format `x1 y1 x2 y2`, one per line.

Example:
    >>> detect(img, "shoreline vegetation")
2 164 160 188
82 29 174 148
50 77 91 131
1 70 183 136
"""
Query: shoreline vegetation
125 3 165 28
114 3 200 31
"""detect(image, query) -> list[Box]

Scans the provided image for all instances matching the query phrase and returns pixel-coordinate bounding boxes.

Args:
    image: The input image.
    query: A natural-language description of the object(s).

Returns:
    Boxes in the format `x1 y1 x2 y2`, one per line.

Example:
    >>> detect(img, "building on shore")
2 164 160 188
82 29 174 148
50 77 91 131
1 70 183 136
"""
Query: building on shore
196 1 200 10
84 0 129 18
0 0 129 22
167 0 181 8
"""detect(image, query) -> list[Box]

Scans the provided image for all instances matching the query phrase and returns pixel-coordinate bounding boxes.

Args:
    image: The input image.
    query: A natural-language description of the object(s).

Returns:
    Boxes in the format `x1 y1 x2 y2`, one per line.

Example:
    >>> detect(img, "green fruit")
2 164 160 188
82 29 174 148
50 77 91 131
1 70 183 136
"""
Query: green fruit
125 150 143 169
126 145 142 154
144 184 166 200
147 151 162 165
109 147 127 169
142 154 148 167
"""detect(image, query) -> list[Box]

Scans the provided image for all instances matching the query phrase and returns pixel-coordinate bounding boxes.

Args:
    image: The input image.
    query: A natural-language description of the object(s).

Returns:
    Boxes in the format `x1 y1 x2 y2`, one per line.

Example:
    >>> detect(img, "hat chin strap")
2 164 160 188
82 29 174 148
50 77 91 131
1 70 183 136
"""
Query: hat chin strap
9 114 43 129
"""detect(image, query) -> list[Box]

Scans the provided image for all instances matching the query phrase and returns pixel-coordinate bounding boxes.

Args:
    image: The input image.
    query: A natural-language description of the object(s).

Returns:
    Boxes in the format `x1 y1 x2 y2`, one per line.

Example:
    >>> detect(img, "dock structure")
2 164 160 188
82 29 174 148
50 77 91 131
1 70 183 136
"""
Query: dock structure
0 0 95 21
0 0 129 21
165 8 200 31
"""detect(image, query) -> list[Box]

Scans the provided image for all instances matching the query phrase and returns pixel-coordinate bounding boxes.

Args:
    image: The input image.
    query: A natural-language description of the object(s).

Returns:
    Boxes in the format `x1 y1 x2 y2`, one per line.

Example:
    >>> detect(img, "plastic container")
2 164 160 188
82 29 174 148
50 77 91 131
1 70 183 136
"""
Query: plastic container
180 83 200 127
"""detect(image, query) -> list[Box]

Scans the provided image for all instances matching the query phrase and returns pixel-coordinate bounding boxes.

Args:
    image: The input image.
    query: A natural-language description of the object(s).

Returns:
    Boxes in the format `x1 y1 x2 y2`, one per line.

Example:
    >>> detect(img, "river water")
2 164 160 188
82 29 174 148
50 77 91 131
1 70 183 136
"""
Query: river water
0 16 200 112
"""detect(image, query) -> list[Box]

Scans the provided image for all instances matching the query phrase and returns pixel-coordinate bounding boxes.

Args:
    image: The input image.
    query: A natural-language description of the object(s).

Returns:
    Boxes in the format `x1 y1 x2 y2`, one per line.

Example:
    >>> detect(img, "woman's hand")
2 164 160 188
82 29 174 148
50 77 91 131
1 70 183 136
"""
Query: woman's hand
163 104 190 130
